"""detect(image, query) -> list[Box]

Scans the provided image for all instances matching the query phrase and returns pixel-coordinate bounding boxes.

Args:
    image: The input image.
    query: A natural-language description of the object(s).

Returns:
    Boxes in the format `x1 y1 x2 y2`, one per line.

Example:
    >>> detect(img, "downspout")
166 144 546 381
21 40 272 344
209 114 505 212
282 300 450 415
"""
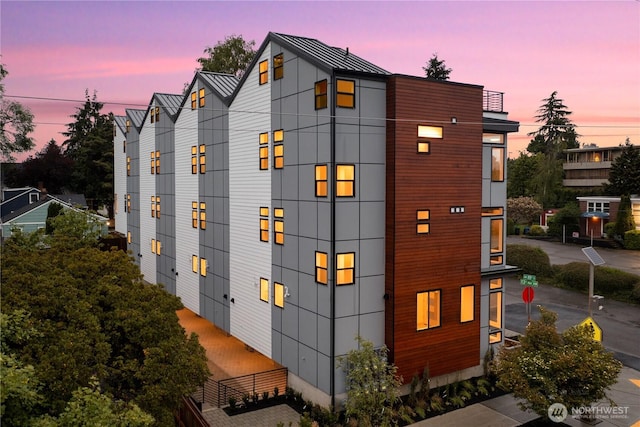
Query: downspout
330 70 337 409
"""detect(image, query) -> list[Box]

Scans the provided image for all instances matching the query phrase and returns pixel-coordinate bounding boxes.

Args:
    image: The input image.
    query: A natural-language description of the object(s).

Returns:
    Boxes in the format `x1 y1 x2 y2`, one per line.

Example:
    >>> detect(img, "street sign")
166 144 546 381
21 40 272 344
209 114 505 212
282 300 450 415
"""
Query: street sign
520 273 538 287
579 316 602 342
522 286 535 303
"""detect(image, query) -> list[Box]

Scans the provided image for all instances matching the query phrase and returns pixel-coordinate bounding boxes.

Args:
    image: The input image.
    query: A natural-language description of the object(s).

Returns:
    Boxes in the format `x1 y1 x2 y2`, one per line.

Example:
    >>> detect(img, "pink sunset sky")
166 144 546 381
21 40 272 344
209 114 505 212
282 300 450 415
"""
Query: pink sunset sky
1 1 639 161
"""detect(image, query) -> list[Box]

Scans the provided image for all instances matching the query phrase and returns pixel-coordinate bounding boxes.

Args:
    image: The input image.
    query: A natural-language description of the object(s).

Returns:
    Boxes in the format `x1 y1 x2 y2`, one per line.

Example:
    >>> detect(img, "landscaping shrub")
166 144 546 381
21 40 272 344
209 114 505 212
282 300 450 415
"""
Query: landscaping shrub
528 225 546 236
554 262 640 297
604 222 616 238
624 230 640 250
506 244 553 278
507 218 516 235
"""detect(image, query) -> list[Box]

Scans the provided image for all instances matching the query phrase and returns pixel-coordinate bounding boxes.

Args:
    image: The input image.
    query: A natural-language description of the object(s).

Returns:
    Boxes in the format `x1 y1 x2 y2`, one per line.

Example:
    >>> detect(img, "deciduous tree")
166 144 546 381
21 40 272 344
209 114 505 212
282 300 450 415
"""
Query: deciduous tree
507 152 541 198
0 64 35 160
422 53 452 80
197 34 256 78
507 196 543 225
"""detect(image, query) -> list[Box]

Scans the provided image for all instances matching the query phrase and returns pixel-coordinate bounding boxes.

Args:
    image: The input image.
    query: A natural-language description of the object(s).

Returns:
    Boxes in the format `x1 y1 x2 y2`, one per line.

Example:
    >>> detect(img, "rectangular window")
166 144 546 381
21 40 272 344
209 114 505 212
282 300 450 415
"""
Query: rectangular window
490 291 502 329
417 290 441 330
199 88 205 107
490 278 503 290
315 251 328 285
151 238 156 254
123 140 126 153
127 231 131 244
460 285 474 323
151 196 156 218
126 194 131 213
259 207 269 242
490 219 503 253
126 120 130 133
156 196 161 219
259 60 268 85
482 207 504 216
151 151 155 174
418 125 443 139
274 282 284 308
192 255 198 274
151 239 161 256
199 144 206 174
491 147 504 181
336 79 355 108
417 141 430 153
260 278 269 302
273 129 284 169
199 202 206 229
191 92 197 110
417 210 430 234
490 255 503 265
483 133 504 144
192 202 198 228
336 252 355 285
315 80 327 110
127 157 131 176
155 150 160 174
259 132 268 170
274 208 284 245
150 108 155 123
200 258 207 277
191 146 197 174
489 331 502 344
315 165 328 197
273 53 283 80
336 165 355 197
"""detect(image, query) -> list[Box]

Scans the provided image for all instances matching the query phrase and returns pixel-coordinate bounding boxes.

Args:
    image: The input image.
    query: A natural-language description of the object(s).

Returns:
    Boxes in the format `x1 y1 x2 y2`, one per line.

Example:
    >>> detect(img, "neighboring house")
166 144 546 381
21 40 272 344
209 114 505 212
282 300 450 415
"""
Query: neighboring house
122 109 145 266
563 145 629 190
1 187 41 218
577 196 640 238
115 32 519 407
114 115 128 236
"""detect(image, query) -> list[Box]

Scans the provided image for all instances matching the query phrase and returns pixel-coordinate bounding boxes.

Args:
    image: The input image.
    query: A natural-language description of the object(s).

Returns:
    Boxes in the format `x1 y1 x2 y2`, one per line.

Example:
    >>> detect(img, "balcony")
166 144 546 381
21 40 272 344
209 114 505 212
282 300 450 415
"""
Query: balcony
483 90 503 113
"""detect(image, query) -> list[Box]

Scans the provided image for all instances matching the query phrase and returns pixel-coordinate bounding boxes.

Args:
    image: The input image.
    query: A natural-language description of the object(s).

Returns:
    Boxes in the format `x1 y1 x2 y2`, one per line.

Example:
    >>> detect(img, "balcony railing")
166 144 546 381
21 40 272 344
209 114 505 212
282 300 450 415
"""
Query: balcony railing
483 90 504 113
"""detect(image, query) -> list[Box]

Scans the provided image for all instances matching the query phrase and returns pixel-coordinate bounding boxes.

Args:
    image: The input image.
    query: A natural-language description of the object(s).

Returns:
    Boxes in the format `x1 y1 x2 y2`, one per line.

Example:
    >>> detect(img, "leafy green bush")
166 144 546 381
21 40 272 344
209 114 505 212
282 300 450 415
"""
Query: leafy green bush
507 218 516 236
547 203 580 238
506 244 553 278
604 222 616 238
528 225 546 236
624 230 640 250
554 262 640 296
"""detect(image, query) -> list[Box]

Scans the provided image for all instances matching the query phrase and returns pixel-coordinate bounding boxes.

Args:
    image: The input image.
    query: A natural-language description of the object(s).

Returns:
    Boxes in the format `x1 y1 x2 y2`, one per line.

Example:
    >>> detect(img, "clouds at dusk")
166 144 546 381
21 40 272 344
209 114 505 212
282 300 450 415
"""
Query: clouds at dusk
1 0 638 160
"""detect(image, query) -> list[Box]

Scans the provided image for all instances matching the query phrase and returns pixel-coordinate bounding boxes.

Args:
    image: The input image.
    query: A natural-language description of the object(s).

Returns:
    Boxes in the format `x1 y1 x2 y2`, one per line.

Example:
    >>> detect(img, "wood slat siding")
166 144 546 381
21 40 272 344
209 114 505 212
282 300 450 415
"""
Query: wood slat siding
385 76 483 382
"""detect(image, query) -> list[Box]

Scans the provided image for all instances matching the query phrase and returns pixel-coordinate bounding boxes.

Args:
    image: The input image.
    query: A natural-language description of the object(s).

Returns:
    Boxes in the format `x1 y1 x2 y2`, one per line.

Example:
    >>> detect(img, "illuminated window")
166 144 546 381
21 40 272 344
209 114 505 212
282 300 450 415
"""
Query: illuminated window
155 106 160 122
259 60 268 85
127 231 131 244
126 194 131 213
126 120 130 133
483 133 504 144
191 92 197 110
151 239 156 254
151 196 156 218
260 278 269 302
199 202 206 229
200 258 207 277
417 290 441 330
192 255 198 273
336 79 355 108
417 210 430 234
336 165 355 197
199 144 206 174
417 125 443 139
490 219 503 253
482 207 504 216
315 80 327 110
191 146 197 174
274 208 284 245
490 331 502 344
192 202 198 228
259 132 269 170
151 239 161 256
274 282 284 308
417 141 430 153
460 285 474 322
156 196 160 219
199 88 205 107
260 207 269 242
273 53 283 80
490 255 503 265
315 165 328 197
150 108 155 123
156 151 161 175
315 251 328 285
336 252 355 285
490 291 502 329
150 150 160 174
491 147 504 181
127 157 131 176
490 278 503 289
273 130 284 169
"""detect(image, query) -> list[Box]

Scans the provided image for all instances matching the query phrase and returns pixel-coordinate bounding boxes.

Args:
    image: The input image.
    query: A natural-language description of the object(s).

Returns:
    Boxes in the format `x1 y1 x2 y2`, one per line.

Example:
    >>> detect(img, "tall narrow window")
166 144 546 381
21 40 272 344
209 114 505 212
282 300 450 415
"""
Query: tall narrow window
490 291 502 329
260 278 269 302
123 140 126 153
199 202 206 229
191 92 197 109
127 157 131 176
315 165 328 197
155 106 160 122
150 108 155 123
191 146 197 174
192 255 198 273
315 80 327 110
259 132 268 170
127 231 132 244
126 119 130 133
336 252 355 285
274 282 284 308
274 208 284 245
259 60 268 85
336 79 355 108
417 290 441 330
192 202 198 228
151 196 156 218
315 251 328 285
491 147 504 181
273 53 284 80
200 258 207 277
199 144 206 174
151 151 155 174
490 219 503 253
273 129 284 169
156 196 160 218
156 240 161 255
417 210 430 234
151 238 156 254
126 194 131 213
155 150 160 174
460 285 474 322
259 207 269 242
336 165 355 197
199 88 205 107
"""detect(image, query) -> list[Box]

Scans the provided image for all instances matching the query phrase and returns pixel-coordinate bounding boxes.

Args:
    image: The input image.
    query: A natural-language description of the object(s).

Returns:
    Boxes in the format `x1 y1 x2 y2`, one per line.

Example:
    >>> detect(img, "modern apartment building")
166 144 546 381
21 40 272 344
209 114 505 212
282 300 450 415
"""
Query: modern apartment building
563 144 627 190
114 32 519 406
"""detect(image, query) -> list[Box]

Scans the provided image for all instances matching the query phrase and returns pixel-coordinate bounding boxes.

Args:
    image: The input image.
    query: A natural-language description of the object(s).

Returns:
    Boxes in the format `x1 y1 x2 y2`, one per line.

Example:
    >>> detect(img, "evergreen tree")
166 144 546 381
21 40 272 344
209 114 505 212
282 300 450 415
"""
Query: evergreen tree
614 194 636 238
605 139 640 196
197 34 256 78
5 139 73 194
422 53 452 80
527 91 579 156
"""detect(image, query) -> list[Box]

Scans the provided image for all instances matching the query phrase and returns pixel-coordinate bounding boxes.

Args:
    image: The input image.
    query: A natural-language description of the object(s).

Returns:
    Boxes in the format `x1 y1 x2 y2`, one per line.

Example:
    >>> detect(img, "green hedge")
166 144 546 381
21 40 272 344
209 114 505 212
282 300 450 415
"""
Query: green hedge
554 262 640 301
506 244 553 278
528 225 546 236
624 230 640 250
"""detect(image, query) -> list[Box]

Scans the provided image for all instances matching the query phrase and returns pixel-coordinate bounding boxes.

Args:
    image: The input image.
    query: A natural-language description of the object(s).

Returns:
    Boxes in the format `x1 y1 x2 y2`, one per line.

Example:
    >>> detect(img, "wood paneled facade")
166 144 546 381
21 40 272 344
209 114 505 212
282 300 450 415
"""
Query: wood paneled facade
385 76 484 381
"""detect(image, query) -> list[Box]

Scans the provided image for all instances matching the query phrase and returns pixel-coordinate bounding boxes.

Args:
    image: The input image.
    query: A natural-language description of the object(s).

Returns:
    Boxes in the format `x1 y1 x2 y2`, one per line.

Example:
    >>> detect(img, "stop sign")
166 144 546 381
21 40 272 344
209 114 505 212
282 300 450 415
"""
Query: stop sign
522 286 535 303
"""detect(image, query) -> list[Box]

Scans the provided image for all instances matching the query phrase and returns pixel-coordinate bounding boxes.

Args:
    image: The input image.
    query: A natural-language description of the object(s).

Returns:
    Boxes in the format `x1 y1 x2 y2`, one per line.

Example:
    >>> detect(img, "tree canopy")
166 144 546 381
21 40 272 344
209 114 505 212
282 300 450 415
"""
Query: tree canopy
196 34 256 77
527 91 579 156
4 139 73 193
422 53 452 80
605 139 640 196
0 63 35 161
507 196 543 225
492 307 621 419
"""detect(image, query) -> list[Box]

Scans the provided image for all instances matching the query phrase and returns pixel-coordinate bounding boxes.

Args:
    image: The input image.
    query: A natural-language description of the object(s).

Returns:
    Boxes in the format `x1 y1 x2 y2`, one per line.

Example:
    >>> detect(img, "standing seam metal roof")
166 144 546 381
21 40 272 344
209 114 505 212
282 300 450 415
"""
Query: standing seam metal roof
114 115 127 134
125 109 146 130
198 72 239 99
154 93 183 119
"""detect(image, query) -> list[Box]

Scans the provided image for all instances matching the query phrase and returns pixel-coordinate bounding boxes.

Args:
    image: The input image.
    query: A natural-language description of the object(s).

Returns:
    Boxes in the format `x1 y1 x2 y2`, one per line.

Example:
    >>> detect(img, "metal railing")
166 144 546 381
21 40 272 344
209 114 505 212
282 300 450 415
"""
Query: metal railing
483 90 504 112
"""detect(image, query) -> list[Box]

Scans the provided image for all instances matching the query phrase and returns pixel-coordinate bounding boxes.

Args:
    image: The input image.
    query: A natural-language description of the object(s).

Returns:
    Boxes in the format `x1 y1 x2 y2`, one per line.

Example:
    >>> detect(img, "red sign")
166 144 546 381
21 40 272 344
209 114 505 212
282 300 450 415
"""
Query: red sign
522 286 535 303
